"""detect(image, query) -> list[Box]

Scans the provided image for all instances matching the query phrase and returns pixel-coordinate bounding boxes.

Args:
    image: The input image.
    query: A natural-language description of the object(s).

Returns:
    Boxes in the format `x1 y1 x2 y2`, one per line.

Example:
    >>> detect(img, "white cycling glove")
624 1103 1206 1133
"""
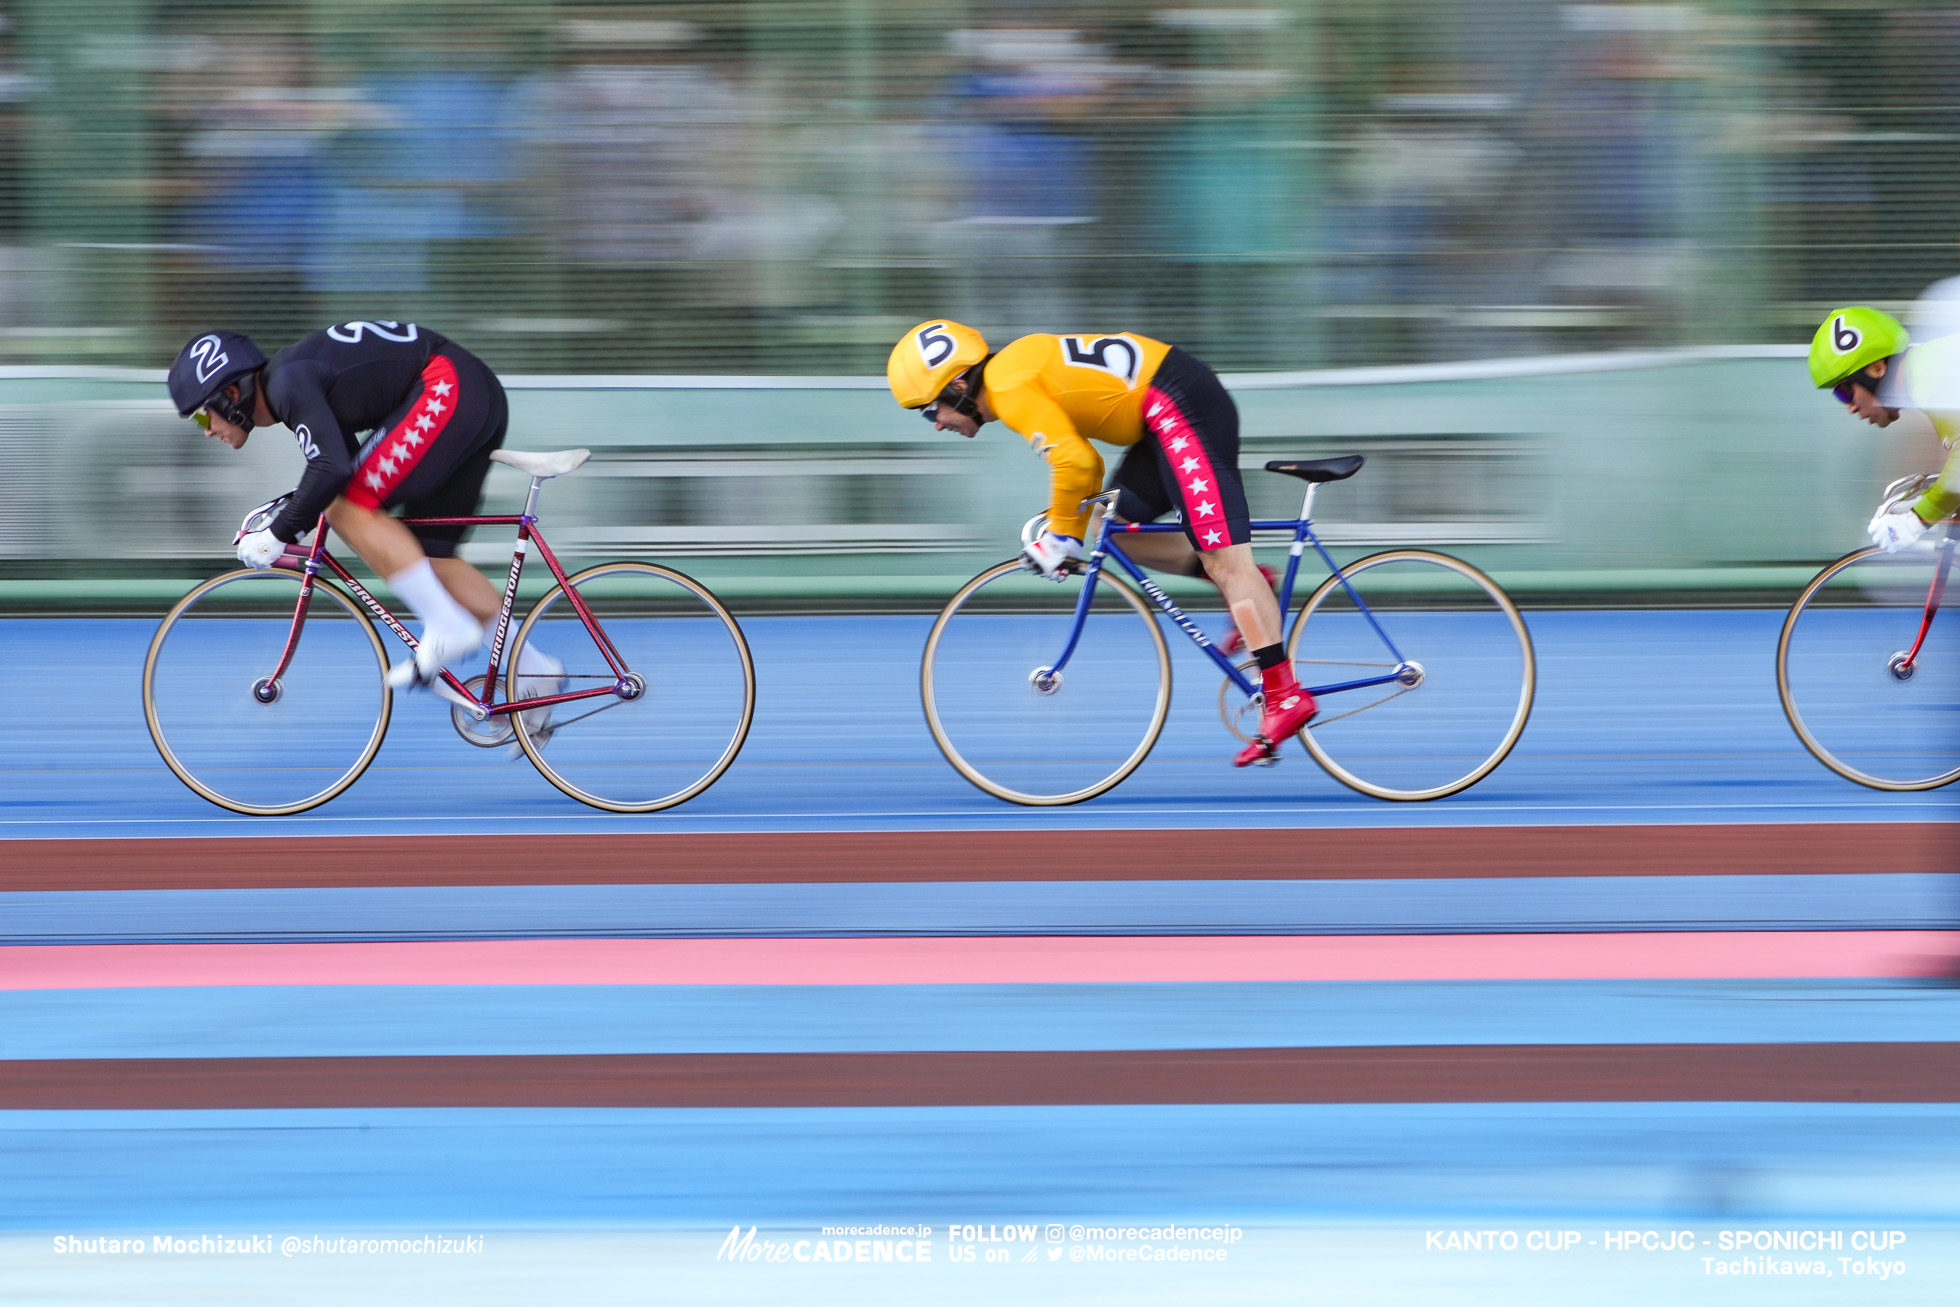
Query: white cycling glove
236 527 284 570
1021 531 1082 581
1868 507 1929 554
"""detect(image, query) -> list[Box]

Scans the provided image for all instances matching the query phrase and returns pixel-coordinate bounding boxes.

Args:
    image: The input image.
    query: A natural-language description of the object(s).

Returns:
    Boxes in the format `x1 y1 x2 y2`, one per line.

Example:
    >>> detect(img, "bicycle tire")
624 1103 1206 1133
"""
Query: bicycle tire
1287 549 1534 801
143 568 392 815
921 559 1172 806
1776 545 1960 791
506 561 755 812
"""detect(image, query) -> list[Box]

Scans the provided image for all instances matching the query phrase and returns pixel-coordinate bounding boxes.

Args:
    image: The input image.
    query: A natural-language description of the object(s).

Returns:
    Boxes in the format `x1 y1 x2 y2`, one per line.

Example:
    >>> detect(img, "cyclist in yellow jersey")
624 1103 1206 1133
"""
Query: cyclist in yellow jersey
888 320 1316 765
1809 306 1960 550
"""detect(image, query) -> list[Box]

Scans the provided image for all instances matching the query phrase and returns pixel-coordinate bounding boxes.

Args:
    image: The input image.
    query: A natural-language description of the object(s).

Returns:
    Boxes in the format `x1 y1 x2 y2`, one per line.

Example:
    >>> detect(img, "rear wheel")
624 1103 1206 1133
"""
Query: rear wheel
143 569 391 815
1287 550 1534 800
505 562 755 812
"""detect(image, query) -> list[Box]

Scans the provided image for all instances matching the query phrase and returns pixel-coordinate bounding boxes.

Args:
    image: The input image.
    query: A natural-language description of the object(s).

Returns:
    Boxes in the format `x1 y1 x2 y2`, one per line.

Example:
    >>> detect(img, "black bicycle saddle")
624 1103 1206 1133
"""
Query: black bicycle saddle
1264 455 1364 483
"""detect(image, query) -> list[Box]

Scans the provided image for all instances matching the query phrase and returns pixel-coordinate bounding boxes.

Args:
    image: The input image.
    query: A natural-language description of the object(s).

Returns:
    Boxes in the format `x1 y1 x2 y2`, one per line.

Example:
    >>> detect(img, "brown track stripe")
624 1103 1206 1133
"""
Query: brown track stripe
2 825 1954 892
2 1044 1955 1108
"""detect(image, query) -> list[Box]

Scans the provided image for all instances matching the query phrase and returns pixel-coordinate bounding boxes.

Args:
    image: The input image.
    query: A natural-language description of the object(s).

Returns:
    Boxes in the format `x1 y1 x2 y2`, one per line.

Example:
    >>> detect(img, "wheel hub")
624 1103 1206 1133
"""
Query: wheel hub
1396 661 1426 688
1888 651 1917 681
1029 667 1062 695
616 672 648 700
251 677 282 704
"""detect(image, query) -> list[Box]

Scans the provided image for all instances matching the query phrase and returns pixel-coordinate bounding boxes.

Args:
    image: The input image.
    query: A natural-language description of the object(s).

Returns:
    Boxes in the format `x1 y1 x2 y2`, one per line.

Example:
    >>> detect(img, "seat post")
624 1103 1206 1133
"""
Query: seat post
522 476 545 520
1300 482 1318 525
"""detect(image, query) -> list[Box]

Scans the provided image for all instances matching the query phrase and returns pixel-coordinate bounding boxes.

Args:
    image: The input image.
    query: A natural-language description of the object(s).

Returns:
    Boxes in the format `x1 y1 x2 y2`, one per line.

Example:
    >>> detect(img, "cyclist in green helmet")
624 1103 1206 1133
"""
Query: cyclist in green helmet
1809 305 1958 551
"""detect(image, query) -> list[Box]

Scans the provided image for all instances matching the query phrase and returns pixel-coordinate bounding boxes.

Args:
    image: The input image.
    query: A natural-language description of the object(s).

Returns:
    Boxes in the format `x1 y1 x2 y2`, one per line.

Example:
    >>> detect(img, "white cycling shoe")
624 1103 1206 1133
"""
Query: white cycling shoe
387 620 484 690
506 648 566 756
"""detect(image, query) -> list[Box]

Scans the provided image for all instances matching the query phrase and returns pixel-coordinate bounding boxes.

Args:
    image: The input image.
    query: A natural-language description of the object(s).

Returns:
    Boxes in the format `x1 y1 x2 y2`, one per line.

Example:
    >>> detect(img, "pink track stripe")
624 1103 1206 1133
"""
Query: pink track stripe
2 932 1954 991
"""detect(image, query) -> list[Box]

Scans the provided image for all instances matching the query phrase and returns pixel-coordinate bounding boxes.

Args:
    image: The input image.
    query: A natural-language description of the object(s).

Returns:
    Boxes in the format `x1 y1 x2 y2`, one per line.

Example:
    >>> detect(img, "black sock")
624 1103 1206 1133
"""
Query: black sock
1253 642 1287 671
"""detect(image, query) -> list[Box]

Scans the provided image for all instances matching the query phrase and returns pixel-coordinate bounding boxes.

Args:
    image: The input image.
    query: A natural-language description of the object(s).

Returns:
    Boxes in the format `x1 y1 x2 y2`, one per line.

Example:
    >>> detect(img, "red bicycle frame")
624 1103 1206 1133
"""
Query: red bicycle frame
257 506 628 719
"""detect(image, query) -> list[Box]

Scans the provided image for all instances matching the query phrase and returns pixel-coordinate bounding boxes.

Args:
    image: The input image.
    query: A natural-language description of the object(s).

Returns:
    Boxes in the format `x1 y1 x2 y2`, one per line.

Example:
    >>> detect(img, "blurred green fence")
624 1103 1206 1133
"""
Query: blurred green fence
0 348 1936 608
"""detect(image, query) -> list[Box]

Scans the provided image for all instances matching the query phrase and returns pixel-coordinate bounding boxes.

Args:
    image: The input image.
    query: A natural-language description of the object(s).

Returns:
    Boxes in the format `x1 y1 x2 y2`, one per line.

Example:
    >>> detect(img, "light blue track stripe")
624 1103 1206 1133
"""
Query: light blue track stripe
4 1103 1959 1228
0 875 1950 943
2 981 1958 1059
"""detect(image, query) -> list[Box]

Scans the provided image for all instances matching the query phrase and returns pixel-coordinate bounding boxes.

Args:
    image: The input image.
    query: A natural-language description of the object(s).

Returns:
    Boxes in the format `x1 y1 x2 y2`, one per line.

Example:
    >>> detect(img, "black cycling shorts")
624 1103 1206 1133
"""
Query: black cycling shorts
1109 347 1250 552
345 345 507 558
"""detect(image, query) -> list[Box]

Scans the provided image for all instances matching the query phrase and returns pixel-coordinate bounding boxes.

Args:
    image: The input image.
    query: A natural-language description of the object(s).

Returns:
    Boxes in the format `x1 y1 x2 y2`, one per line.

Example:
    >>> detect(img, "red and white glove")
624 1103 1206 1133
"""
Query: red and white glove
1021 531 1082 581
235 528 284 570
1868 507 1929 554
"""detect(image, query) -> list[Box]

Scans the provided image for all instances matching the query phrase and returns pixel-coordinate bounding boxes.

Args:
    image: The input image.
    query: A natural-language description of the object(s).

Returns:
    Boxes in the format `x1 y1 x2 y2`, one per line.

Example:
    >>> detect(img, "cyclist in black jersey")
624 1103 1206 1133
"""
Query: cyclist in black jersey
167 322 560 697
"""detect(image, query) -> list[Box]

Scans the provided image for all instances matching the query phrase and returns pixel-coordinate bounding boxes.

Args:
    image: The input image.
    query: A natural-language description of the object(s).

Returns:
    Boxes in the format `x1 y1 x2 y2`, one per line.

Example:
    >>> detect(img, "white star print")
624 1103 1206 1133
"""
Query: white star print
1204 529 1223 545
1146 402 1162 418
1187 477 1210 494
431 380 453 398
1180 457 1200 473
400 428 425 448
414 413 435 431
1196 499 1217 517
364 471 385 490
1169 436 1190 452
377 454 398 476
424 398 446 417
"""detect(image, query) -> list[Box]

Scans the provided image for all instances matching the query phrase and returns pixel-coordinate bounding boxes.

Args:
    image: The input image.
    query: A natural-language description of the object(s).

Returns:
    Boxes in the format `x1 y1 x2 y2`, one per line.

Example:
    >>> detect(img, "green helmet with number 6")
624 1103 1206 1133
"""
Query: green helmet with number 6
1808 306 1909 389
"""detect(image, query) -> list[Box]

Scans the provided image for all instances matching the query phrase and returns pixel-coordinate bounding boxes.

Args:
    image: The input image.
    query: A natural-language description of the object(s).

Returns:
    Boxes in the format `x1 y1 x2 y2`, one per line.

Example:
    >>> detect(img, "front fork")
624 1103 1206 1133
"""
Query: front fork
1893 535 1956 678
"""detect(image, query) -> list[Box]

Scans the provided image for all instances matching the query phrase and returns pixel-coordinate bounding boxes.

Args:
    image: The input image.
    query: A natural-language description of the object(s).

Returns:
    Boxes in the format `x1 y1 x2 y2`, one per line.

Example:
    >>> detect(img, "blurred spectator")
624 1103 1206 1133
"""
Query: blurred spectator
304 26 530 309
1521 6 1701 343
941 26 1112 337
160 34 341 344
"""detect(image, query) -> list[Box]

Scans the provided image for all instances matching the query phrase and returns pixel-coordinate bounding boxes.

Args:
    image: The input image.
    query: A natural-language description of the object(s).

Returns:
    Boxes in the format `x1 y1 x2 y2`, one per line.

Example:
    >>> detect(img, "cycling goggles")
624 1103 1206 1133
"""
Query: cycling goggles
920 382 982 426
191 385 256 433
1832 375 1877 404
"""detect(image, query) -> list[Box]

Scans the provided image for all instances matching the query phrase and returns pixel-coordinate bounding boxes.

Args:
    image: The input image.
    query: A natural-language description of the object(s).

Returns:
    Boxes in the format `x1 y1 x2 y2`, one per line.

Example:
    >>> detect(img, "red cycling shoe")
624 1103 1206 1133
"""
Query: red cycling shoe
1233 670 1317 767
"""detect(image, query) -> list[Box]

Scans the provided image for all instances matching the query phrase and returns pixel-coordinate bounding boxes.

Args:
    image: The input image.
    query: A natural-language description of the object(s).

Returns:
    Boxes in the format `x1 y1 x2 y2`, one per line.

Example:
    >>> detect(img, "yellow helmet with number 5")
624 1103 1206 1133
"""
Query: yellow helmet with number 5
888 320 988 409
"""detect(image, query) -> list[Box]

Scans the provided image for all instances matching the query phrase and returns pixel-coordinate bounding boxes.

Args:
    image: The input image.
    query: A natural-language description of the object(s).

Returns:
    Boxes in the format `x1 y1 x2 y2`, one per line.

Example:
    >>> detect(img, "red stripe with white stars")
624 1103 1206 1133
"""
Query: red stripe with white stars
1141 385 1231 551
345 354 460 510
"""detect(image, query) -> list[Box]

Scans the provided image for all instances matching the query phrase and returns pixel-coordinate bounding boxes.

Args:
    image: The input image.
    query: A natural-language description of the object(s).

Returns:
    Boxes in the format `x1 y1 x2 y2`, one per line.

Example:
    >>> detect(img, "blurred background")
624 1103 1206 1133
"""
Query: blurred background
1 0 1957 598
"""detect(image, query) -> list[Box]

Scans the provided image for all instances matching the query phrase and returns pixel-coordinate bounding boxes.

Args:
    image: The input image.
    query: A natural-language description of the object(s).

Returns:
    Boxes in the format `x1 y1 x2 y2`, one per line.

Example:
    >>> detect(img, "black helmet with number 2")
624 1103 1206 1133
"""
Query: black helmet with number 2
168 330 268 431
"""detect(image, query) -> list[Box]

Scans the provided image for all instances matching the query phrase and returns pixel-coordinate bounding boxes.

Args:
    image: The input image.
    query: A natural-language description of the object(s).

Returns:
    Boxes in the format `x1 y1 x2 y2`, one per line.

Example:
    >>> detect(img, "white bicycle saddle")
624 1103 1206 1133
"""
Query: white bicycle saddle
490 448 590 479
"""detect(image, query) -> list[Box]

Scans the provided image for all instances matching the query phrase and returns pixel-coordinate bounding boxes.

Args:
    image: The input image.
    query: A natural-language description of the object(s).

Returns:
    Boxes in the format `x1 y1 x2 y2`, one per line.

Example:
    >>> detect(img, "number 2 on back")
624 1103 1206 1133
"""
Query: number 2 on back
1060 336 1142 384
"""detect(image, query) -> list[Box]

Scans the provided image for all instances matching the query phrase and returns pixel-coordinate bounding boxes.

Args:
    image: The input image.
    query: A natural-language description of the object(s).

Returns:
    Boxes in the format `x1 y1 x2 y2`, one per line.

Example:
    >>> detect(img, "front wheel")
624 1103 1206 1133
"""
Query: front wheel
1287 550 1534 801
143 569 392 815
505 561 755 812
922 560 1172 805
1777 544 1960 790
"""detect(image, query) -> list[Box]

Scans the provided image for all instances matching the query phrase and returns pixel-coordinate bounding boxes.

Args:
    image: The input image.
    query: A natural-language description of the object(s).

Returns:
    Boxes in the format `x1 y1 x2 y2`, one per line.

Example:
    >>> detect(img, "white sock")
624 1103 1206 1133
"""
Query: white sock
517 642 560 677
386 560 479 642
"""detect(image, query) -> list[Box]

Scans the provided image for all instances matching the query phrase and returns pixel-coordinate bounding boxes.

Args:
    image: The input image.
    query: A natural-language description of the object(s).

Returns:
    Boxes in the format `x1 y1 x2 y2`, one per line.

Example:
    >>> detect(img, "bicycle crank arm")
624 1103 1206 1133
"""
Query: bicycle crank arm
430 678 489 720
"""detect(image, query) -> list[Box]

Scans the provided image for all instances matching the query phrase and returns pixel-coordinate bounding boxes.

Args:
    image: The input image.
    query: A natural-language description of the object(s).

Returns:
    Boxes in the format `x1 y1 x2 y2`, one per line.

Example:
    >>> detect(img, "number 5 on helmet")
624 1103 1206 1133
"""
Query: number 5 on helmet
887 320 988 409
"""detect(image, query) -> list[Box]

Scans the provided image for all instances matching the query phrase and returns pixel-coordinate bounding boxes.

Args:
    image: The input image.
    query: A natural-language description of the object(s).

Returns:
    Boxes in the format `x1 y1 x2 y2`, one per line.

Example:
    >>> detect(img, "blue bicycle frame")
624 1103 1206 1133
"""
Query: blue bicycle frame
1037 485 1416 702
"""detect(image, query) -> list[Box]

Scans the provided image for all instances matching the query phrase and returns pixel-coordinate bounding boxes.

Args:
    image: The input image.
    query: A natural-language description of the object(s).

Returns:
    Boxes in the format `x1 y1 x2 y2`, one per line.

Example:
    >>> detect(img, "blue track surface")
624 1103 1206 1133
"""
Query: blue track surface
6 609 1956 1303
5 610 1955 836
